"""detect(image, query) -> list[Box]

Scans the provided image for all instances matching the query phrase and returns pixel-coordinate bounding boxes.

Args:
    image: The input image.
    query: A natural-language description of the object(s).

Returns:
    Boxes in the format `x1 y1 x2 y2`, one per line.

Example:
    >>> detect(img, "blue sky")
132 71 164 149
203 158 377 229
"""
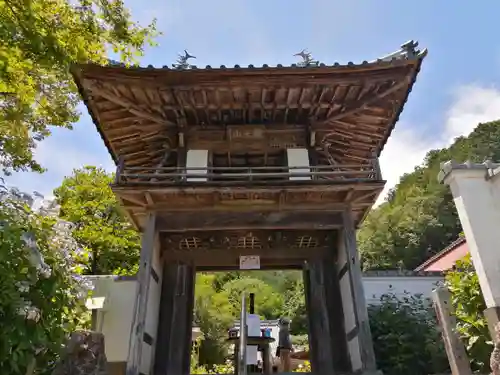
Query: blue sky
7 0 500 203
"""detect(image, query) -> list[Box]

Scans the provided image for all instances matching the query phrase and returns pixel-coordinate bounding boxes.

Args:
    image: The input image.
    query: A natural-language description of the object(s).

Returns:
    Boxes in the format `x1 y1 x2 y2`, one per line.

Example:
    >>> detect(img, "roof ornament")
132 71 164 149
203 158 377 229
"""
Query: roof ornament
372 40 428 63
294 49 319 67
173 50 196 70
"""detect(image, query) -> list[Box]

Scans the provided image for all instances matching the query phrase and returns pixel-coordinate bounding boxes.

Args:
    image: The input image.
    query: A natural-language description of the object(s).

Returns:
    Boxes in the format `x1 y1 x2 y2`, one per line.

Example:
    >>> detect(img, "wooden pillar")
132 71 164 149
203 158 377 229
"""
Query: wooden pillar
433 287 472 375
126 214 157 375
337 209 378 373
322 258 350 372
303 260 336 375
154 263 196 375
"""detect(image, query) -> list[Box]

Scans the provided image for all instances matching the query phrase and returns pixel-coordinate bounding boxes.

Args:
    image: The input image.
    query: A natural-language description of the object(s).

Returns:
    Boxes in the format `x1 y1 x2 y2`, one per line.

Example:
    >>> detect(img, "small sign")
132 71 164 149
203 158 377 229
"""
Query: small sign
239 255 260 270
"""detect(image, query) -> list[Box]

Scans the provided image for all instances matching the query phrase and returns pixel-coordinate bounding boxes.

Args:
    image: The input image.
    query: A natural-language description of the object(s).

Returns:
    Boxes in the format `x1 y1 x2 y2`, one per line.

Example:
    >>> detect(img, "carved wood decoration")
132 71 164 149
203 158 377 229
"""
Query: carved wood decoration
160 229 336 269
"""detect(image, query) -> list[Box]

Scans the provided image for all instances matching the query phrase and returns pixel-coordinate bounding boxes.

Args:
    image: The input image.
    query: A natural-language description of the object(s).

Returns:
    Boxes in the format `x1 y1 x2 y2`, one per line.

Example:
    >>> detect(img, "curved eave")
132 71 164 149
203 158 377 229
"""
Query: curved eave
377 53 426 157
71 52 427 166
72 66 119 166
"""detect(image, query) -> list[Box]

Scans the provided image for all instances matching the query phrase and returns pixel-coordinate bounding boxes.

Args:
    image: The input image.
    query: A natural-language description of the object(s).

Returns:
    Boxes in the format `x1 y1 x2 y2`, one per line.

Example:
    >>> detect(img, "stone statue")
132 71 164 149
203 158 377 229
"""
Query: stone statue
293 49 319 67
491 322 500 375
172 50 196 69
53 331 108 375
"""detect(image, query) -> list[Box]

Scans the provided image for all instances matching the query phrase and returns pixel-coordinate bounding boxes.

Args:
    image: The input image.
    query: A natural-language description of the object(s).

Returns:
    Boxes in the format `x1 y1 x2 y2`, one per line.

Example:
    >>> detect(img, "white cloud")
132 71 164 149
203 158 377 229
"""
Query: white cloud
376 85 500 205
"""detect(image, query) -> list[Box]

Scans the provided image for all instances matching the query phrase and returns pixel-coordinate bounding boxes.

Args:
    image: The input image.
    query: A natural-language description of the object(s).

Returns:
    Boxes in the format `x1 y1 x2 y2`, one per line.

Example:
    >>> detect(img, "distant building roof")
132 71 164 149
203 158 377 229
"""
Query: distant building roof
414 237 467 272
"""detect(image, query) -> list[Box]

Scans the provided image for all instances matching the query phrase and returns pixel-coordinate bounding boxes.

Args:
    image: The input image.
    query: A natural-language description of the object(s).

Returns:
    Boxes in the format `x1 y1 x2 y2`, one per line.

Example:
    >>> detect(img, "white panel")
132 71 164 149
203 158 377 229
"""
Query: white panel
287 148 310 181
340 273 356 332
186 150 208 182
139 342 153 375
347 336 362 371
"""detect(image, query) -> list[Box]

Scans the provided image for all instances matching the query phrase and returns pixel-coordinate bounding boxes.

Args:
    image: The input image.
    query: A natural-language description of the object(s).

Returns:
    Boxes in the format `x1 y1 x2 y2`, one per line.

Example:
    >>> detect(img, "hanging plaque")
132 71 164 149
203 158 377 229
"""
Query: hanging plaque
239 255 261 270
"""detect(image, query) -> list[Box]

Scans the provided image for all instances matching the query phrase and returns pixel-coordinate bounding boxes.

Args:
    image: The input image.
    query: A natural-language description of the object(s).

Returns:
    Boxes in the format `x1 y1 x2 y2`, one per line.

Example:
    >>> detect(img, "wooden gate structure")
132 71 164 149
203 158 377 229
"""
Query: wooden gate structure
72 41 426 375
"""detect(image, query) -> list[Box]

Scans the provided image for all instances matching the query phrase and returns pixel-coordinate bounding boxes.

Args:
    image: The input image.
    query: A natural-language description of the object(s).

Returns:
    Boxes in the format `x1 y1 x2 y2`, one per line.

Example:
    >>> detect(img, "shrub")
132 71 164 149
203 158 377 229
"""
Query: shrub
0 186 91 374
368 291 449 375
445 254 492 372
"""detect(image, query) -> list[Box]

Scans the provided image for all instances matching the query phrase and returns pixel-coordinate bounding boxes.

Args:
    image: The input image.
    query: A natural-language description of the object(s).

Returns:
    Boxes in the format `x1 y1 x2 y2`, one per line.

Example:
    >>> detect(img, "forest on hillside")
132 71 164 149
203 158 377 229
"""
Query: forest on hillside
358 120 500 270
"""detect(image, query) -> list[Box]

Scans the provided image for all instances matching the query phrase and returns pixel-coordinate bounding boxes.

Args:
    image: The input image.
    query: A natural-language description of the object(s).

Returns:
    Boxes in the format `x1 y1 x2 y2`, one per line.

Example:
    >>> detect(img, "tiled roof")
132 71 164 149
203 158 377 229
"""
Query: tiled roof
414 237 467 272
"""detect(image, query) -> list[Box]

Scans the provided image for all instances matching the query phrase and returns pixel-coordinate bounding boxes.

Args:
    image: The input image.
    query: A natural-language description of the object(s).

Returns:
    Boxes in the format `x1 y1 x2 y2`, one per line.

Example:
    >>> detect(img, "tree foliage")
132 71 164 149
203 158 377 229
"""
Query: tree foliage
53 166 141 275
0 0 158 174
368 292 449 375
359 120 500 270
445 255 491 372
0 185 91 374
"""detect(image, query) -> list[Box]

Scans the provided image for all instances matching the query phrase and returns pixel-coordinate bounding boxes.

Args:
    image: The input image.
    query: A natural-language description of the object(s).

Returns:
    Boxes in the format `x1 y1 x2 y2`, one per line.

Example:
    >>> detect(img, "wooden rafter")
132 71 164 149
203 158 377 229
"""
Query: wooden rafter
87 80 177 127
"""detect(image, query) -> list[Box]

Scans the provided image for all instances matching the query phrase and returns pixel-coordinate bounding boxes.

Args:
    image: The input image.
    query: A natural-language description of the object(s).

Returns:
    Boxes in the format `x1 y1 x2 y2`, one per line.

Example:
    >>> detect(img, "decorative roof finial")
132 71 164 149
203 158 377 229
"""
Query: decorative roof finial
172 50 196 70
294 49 319 67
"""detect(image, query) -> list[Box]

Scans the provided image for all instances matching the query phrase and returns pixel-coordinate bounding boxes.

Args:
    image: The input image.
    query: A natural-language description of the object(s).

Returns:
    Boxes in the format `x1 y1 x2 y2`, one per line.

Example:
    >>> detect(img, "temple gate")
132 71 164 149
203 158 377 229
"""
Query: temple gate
72 41 426 375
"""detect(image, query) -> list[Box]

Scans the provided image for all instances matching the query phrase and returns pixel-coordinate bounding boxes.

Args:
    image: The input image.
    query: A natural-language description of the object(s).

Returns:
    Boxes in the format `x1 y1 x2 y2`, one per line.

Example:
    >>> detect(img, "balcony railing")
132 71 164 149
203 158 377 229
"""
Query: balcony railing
114 160 382 185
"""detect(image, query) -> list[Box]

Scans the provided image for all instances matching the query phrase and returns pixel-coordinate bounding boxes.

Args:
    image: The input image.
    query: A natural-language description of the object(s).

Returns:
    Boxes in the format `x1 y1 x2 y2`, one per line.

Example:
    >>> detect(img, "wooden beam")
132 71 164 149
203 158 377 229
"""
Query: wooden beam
162 246 328 266
319 79 409 124
125 213 156 375
156 211 344 231
432 288 472 375
87 80 176 127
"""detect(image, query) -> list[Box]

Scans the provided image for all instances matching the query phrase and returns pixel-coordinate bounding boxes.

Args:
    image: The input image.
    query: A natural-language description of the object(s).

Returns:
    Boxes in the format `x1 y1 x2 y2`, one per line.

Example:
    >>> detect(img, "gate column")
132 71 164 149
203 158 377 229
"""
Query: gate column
337 210 378 374
154 263 196 375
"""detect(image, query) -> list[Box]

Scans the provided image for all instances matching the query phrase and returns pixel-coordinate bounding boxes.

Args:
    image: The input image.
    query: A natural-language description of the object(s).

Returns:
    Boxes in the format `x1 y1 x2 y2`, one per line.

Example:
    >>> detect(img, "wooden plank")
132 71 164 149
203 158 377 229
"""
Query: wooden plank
303 260 336 375
125 213 156 375
162 247 328 267
153 263 196 375
432 287 472 375
156 211 344 231
341 209 377 372
322 258 351 372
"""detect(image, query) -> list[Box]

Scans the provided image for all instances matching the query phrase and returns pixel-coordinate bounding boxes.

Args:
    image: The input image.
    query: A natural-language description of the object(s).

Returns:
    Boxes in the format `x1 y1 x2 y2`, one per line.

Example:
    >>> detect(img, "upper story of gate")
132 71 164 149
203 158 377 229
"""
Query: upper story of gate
72 41 426 231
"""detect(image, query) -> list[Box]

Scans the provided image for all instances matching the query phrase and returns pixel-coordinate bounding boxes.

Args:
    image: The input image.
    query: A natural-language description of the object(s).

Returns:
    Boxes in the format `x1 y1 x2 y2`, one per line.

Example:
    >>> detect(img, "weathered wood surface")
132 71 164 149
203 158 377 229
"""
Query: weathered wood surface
72 58 423 169
111 182 384 232
125 214 156 375
432 287 472 375
154 263 195 375
341 210 377 372
304 259 350 375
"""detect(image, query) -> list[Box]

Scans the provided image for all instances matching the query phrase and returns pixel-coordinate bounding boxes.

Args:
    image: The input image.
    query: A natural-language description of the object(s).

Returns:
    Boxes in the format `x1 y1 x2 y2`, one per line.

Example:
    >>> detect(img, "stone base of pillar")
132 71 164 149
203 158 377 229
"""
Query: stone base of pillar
484 306 500 339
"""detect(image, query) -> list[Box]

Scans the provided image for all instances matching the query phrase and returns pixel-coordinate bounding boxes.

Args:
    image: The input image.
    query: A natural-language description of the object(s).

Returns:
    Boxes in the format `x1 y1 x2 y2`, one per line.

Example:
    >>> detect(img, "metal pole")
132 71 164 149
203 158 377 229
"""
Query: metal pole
239 293 248 375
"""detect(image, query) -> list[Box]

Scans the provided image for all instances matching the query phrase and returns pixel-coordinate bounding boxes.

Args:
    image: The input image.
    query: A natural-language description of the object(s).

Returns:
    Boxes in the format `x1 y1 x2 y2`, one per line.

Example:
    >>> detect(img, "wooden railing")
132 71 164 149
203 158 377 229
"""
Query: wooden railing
114 159 382 185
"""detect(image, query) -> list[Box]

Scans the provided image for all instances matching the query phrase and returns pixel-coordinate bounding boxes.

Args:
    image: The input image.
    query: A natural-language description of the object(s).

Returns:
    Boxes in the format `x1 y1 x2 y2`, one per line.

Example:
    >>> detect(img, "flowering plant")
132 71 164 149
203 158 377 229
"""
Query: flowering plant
0 184 92 374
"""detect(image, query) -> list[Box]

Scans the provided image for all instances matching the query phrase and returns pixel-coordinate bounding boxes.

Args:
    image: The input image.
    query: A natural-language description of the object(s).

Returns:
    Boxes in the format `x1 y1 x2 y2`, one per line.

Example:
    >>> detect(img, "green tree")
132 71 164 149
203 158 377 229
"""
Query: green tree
368 292 449 375
0 0 158 174
194 274 234 367
53 166 140 275
0 186 91 374
445 255 491 372
219 277 285 319
359 120 500 270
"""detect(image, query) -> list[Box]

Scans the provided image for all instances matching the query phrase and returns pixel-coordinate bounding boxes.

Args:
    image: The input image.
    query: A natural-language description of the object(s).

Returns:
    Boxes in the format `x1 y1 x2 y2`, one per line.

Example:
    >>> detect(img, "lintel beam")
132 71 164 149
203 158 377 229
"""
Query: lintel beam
156 211 343 232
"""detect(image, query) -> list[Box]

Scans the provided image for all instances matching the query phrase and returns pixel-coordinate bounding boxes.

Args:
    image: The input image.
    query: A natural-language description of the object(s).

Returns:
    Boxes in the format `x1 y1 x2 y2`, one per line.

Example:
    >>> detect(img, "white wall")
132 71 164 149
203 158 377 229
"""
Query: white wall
88 276 136 362
363 274 444 305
